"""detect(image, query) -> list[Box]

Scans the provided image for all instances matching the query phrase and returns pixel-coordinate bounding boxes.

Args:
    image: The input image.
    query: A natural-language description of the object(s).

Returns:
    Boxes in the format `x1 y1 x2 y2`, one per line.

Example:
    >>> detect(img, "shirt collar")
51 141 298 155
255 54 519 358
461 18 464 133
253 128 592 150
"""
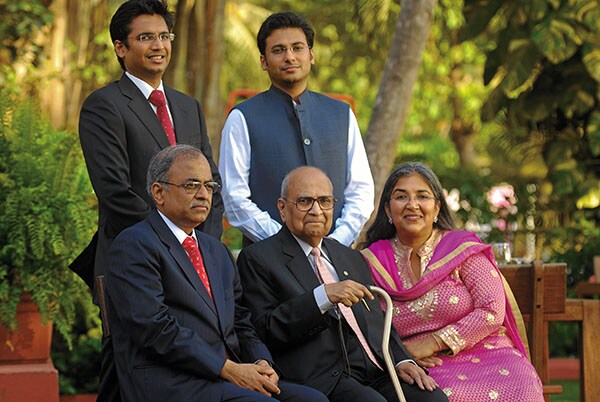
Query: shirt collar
290 233 324 258
125 71 165 100
157 210 197 245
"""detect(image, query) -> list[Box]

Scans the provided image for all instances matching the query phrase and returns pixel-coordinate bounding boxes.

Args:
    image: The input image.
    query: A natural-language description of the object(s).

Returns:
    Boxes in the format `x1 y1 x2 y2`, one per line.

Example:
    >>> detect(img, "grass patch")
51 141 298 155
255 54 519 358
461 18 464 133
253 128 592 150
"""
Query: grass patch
551 380 581 402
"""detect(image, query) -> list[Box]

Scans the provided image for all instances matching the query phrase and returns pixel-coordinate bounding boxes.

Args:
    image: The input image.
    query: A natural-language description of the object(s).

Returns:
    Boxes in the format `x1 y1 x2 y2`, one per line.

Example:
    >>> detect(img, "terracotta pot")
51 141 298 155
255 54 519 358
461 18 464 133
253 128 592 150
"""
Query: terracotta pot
0 293 53 363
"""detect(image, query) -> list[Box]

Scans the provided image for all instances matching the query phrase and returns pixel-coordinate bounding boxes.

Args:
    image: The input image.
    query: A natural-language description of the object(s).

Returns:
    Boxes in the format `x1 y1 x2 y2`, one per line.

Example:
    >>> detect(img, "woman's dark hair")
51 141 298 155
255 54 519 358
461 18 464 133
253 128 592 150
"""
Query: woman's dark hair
109 0 175 70
360 162 455 249
257 11 314 56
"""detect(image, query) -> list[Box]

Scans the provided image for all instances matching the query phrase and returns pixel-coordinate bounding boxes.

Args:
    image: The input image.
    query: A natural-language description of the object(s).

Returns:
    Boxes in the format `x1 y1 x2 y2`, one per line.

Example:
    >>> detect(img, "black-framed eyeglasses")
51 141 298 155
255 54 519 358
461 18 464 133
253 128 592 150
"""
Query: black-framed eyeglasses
129 32 175 43
283 196 336 212
158 180 220 194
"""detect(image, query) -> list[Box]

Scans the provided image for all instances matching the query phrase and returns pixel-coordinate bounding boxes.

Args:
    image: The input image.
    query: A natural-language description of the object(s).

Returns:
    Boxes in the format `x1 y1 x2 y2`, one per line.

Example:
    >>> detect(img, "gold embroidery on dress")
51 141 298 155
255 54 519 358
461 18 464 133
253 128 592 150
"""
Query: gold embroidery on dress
449 295 459 304
499 369 509 376
437 326 466 355
443 388 453 396
457 374 468 380
391 231 443 321
486 312 495 323
489 390 499 400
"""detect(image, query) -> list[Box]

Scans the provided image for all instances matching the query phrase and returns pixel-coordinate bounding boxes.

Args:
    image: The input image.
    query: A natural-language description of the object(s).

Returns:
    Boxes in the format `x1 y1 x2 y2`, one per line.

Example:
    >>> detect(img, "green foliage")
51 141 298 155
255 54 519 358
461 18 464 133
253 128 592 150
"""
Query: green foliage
52 297 102 395
460 0 600 261
0 0 52 91
545 216 600 286
0 90 96 346
0 1 52 44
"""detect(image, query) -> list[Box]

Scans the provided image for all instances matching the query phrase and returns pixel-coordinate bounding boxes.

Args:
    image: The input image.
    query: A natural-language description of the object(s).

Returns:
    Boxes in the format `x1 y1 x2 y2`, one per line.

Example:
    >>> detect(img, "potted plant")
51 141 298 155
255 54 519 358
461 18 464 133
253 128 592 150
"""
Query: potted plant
0 91 96 355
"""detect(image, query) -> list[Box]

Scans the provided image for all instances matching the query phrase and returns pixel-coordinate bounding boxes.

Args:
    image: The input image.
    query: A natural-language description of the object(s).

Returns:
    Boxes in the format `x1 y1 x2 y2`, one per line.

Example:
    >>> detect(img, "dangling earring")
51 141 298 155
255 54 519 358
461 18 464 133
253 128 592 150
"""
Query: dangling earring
434 216 438 224
388 216 393 224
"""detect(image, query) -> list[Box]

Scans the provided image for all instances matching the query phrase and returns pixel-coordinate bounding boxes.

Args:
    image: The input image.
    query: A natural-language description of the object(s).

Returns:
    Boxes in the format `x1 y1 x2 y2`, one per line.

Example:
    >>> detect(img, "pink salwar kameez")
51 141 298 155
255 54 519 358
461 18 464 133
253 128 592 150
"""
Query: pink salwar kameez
363 230 543 402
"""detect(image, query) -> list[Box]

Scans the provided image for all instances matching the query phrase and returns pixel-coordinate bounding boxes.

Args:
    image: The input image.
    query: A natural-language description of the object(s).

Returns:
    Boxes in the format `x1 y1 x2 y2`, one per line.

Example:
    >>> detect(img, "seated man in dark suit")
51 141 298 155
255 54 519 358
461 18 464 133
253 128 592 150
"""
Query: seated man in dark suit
104 145 327 402
237 166 449 402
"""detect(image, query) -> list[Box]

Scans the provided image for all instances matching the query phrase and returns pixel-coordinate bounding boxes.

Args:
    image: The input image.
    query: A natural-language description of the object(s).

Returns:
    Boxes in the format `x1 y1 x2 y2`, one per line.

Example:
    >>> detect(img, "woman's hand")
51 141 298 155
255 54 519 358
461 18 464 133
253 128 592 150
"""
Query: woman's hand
416 356 443 368
404 334 444 360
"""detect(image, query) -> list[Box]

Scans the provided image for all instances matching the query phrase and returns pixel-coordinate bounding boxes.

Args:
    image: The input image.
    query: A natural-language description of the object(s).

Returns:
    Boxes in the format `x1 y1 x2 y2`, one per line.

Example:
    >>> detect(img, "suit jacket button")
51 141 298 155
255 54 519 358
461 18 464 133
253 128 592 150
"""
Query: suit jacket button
332 370 340 376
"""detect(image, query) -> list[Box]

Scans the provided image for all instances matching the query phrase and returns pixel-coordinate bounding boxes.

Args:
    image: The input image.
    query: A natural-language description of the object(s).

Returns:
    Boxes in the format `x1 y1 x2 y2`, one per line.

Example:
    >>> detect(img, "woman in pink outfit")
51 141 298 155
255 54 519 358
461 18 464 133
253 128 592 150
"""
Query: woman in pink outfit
360 162 543 402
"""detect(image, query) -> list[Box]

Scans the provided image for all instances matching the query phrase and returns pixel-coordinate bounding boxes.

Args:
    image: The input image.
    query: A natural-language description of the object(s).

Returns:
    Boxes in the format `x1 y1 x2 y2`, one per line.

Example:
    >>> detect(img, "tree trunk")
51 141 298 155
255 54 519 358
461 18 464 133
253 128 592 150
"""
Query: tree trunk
38 0 108 132
165 0 226 161
43 0 68 129
365 0 437 202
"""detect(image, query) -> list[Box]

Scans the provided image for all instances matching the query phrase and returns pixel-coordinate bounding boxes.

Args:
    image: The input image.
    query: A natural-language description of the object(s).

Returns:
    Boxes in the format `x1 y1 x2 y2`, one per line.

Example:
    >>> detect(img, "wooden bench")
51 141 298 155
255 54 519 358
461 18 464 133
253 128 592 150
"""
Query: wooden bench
501 261 600 402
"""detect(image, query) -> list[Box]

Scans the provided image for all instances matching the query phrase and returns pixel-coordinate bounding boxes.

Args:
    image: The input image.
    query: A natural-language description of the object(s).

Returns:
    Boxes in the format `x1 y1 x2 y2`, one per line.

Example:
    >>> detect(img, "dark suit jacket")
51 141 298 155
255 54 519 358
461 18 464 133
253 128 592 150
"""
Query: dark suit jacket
105 210 270 402
72 73 223 287
236 226 411 395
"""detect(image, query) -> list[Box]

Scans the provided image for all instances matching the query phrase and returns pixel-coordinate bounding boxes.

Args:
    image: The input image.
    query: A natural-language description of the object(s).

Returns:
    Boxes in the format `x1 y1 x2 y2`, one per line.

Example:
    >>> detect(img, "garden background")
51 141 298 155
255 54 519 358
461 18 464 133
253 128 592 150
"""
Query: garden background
1 0 598 400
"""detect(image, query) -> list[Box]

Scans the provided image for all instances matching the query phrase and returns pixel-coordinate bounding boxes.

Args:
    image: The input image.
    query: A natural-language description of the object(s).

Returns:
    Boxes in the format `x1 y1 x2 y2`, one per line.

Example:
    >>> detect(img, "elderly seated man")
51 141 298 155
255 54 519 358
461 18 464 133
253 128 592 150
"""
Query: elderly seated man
237 166 449 402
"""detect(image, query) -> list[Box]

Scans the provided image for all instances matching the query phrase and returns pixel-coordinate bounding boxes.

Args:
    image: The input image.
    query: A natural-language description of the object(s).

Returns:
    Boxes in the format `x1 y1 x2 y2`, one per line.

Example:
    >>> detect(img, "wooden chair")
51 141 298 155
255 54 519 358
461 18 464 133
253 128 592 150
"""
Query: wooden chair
501 261 600 402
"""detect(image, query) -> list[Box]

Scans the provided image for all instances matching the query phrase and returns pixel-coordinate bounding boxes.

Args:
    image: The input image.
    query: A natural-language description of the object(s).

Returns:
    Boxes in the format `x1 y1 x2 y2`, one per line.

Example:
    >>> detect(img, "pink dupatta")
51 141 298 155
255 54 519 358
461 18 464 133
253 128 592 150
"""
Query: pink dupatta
362 230 528 357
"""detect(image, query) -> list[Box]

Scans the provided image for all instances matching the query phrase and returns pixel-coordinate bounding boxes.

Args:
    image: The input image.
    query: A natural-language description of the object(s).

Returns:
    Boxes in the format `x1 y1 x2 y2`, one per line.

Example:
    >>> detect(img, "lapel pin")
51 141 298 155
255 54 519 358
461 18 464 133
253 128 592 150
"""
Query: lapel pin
343 271 349 276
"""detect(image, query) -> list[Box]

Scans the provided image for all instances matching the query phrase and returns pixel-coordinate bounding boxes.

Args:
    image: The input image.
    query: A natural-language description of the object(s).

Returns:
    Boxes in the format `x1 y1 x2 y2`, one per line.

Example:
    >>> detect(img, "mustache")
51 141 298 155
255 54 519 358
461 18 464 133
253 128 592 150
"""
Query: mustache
191 200 211 208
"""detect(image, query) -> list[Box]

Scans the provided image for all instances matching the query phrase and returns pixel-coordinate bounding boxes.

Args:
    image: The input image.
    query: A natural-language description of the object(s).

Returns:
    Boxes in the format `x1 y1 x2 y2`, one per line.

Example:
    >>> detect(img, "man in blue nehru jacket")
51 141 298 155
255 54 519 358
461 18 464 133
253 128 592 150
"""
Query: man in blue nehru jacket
219 11 374 247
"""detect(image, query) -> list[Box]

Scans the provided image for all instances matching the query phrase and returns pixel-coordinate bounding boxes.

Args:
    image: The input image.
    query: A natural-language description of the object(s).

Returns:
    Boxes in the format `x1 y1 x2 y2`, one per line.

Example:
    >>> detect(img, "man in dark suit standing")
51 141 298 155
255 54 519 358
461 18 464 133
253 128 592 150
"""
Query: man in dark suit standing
237 166 448 402
72 1 223 399
105 145 327 402
75 0 223 284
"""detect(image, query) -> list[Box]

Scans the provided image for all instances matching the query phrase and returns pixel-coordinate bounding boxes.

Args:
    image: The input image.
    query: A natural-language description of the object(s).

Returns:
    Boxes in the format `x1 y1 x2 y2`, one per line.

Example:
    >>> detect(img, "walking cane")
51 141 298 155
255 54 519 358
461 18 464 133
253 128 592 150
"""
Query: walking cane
369 286 407 402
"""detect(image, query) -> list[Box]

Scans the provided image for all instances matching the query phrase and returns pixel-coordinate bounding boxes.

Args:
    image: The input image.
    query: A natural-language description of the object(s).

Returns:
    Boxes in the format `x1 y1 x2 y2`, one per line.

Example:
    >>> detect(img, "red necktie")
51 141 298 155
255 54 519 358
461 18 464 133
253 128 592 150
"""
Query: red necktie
311 247 382 370
182 237 212 298
148 89 176 146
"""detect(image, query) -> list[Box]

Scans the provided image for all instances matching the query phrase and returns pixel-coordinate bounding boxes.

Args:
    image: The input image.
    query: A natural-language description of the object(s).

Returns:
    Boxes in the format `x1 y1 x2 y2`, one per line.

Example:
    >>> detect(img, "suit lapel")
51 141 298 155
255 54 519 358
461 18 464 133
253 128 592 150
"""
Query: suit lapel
197 236 241 345
147 212 217 315
279 228 321 292
195 234 224 317
164 86 191 144
118 74 171 148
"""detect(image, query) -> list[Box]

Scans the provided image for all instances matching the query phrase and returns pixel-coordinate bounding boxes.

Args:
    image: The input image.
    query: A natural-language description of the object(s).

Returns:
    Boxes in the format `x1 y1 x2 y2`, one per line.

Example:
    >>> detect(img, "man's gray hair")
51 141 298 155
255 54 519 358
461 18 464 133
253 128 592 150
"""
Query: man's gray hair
146 144 205 197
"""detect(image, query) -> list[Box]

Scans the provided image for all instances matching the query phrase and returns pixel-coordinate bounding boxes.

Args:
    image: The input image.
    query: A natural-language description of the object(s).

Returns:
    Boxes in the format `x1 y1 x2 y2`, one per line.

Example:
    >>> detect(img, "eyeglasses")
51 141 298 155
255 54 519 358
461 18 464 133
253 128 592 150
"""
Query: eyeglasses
283 196 336 212
269 44 310 56
129 32 175 43
390 194 436 205
158 180 220 194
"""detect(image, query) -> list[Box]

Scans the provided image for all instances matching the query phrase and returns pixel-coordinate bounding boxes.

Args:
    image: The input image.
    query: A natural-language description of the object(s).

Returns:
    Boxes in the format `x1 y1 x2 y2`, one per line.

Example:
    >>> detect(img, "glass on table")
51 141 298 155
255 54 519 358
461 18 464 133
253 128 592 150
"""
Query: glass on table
491 242 511 265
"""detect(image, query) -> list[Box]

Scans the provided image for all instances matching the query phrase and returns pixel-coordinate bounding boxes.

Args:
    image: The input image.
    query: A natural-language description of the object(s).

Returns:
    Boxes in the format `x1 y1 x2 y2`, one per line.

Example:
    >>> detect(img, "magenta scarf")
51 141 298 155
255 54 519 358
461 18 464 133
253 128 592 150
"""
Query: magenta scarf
364 230 528 357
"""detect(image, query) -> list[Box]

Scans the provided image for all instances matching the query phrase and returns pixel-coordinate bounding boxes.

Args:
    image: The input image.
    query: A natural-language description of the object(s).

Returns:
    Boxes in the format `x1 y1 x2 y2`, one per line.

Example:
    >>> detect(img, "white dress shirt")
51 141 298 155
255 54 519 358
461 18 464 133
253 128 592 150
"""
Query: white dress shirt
219 106 374 246
125 71 174 124
158 210 197 246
